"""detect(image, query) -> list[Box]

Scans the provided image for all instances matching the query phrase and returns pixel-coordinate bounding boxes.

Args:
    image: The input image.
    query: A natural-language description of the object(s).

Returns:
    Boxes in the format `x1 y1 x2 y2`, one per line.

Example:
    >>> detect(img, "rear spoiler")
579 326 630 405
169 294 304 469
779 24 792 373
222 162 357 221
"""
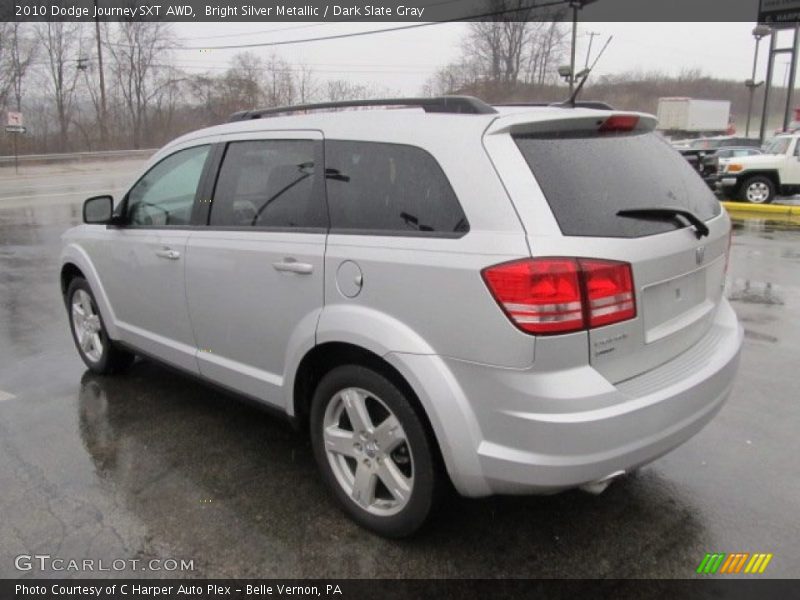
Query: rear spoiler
495 101 614 111
486 111 658 137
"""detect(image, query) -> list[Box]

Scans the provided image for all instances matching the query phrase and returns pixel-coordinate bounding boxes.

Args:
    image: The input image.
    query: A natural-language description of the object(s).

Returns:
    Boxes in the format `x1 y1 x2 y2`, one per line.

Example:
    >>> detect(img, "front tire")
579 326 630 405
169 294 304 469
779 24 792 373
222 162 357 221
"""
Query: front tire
67 278 135 374
739 176 775 204
310 365 440 537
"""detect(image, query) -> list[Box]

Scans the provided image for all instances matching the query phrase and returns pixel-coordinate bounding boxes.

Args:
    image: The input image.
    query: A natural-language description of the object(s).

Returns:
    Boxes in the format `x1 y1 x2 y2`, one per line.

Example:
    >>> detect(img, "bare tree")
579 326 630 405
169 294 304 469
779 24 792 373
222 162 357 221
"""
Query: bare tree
425 4 567 98
5 23 37 111
324 80 389 102
524 19 569 86
0 23 16 109
423 60 483 96
295 64 317 104
187 74 227 123
36 22 85 151
226 51 265 107
262 54 296 106
149 65 186 146
464 0 545 86
106 21 174 148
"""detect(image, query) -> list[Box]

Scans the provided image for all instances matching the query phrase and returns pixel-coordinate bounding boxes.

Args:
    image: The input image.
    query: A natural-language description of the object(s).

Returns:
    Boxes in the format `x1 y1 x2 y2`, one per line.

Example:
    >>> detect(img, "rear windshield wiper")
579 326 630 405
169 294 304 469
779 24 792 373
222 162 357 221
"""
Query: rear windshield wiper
616 207 710 239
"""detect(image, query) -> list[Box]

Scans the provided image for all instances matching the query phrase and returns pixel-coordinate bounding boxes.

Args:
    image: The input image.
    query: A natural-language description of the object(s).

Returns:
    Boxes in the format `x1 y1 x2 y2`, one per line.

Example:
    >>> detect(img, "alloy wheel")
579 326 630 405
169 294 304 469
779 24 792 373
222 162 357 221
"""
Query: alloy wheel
746 181 770 204
71 289 104 363
322 387 414 517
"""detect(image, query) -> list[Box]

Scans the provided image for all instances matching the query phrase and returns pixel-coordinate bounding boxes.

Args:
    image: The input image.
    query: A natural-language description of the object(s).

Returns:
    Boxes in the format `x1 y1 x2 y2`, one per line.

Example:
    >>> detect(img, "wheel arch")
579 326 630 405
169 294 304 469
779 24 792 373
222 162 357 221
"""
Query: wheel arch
740 170 781 188
60 263 86 300
291 340 489 496
60 244 120 339
293 342 424 433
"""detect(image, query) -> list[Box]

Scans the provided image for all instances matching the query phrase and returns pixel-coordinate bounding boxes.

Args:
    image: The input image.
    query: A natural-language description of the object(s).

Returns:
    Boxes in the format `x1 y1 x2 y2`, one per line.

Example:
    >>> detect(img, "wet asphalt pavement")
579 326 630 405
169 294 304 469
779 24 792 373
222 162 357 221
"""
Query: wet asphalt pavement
0 161 798 579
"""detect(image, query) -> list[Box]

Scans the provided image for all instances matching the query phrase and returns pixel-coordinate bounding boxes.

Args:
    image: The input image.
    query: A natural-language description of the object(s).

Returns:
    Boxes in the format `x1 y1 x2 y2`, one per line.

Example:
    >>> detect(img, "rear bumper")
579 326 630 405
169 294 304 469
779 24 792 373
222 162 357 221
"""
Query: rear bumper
392 299 743 497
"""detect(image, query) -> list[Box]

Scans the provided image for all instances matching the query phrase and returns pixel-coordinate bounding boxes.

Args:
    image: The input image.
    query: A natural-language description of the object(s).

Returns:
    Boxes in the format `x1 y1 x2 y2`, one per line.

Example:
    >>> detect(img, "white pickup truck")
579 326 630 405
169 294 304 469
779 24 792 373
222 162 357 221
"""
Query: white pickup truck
716 134 800 203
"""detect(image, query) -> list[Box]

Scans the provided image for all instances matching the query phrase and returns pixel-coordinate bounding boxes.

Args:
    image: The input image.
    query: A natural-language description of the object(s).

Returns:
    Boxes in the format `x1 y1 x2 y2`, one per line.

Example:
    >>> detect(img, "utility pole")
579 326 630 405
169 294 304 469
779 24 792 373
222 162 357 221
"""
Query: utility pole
584 31 601 69
94 0 108 149
569 3 578 93
783 23 800 132
759 30 777 144
746 25 770 138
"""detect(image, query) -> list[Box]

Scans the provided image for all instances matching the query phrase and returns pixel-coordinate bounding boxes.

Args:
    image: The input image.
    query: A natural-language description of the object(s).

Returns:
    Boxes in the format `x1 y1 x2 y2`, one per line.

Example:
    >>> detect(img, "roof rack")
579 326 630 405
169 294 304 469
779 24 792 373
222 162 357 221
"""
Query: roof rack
496 101 615 110
228 96 497 122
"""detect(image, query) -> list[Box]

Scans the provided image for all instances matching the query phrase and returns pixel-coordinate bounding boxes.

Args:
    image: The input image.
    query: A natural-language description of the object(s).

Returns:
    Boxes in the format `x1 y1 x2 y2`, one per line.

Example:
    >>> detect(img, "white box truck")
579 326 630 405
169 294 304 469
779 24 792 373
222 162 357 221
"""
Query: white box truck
656 98 731 135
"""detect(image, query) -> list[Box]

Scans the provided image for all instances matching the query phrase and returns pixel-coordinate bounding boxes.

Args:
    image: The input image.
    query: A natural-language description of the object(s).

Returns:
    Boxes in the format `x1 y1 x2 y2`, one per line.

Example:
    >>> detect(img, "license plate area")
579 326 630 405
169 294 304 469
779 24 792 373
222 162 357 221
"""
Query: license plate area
642 268 710 344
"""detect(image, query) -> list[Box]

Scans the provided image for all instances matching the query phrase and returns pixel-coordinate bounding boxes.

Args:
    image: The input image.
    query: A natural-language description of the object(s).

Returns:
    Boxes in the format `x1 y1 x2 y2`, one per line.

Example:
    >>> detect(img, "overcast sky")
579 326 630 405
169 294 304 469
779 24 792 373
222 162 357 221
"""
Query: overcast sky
169 21 794 95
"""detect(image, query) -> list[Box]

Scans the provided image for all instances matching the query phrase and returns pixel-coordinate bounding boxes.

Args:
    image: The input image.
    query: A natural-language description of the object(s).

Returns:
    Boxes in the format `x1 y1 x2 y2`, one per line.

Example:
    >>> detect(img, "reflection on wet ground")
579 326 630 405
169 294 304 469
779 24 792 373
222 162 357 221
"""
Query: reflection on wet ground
0 164 798 578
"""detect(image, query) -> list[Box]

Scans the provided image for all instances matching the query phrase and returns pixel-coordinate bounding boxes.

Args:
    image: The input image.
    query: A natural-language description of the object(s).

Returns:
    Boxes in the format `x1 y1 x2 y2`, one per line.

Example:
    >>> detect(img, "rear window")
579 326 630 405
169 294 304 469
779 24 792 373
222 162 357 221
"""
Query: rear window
514 131 722 238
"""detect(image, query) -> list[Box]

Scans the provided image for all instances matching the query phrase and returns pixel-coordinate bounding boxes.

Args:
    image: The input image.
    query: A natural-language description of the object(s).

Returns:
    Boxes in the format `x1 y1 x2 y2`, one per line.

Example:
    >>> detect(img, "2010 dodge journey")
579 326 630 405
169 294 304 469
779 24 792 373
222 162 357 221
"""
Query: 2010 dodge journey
60 96 743 537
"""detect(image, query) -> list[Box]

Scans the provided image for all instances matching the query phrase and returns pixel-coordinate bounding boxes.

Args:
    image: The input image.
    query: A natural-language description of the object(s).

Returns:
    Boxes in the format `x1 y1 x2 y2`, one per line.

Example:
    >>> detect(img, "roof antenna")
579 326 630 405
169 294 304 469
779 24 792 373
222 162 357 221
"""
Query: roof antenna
561 35 613 108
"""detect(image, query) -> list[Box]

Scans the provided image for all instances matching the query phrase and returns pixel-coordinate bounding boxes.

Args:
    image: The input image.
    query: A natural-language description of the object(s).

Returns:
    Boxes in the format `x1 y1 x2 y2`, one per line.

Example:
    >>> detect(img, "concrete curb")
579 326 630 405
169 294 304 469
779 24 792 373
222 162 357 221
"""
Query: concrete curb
721 201 800 216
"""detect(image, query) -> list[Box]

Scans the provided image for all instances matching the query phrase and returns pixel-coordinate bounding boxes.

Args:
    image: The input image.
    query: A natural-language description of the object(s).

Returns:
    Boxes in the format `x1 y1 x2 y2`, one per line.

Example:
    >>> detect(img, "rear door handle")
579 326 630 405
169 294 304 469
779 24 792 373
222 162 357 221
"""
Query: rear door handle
155 249 181 260
273 259 313 275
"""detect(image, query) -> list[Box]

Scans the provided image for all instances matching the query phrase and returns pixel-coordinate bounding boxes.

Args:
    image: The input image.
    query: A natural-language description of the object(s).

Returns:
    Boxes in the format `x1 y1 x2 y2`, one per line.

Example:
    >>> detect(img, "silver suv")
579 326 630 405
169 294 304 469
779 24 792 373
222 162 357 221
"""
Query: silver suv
61 97 743 537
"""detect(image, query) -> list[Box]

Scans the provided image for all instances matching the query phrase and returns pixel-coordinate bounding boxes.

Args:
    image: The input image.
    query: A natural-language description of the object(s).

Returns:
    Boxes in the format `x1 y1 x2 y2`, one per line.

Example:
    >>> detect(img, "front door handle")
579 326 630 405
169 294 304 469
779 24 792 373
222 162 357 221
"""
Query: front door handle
155 248 181 260
273 259 313 275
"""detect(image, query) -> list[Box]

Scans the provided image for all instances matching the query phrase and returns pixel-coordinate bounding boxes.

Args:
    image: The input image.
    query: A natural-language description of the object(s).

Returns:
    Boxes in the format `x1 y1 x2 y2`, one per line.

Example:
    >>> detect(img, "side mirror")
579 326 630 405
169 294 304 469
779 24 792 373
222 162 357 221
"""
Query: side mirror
83 195 114 224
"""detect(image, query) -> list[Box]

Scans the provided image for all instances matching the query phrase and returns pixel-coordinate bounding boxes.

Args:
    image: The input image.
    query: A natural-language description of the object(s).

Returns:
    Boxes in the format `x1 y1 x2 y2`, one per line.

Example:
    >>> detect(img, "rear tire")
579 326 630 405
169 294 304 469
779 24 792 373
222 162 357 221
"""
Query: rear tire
310 365 440 537
67 277 135 375
738 176 775 204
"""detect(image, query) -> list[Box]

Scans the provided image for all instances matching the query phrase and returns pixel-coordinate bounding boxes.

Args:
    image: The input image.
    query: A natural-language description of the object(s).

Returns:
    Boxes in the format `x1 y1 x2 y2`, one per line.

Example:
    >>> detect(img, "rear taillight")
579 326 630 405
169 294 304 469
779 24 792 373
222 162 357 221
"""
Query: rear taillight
481 258 636 335
724 228 733 275
481 258 584 334
580 259 636 327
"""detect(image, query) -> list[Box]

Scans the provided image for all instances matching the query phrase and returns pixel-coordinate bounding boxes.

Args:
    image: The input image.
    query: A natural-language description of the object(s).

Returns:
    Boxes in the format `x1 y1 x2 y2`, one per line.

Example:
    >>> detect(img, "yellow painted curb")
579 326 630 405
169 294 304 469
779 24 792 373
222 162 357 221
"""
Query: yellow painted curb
721 201 800 216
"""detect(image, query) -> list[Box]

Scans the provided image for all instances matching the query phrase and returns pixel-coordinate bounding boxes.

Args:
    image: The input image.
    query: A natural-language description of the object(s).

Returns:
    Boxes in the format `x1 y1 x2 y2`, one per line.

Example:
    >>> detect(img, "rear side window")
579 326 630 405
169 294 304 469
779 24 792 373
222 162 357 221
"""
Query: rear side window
514 132 722 238
325 141 468 236
209 140 325 229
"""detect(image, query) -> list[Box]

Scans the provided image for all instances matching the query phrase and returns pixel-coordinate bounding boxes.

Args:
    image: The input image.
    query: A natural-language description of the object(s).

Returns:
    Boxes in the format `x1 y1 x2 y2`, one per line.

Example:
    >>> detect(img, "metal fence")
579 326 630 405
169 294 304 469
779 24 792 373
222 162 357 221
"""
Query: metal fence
0 149 156 167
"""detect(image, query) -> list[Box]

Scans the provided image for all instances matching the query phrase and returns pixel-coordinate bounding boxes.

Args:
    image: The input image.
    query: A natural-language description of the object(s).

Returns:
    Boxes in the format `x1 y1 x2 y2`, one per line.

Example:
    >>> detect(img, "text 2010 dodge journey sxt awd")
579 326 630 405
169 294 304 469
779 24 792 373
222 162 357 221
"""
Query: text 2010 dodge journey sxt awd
61 96 743 537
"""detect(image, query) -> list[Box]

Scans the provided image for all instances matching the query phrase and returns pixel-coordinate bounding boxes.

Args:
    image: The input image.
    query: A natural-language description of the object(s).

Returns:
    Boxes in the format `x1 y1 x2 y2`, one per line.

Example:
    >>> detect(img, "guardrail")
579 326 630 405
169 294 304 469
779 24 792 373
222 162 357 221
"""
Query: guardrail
0 148 155 167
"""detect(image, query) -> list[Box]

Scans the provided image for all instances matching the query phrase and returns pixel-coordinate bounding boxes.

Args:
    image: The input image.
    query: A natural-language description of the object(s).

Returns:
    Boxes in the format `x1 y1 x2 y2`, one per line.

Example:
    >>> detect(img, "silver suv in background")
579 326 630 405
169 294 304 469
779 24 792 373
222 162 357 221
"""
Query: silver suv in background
61 97 743 537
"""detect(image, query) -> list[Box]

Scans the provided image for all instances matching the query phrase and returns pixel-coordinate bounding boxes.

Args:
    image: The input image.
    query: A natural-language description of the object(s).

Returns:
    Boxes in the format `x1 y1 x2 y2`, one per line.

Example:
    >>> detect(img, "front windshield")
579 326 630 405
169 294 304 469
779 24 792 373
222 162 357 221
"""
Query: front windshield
763 137 791 155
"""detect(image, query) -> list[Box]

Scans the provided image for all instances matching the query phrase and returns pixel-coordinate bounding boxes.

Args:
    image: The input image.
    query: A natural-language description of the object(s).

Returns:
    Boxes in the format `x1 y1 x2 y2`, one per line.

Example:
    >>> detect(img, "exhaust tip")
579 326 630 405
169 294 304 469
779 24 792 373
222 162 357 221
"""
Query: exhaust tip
579 470 626 495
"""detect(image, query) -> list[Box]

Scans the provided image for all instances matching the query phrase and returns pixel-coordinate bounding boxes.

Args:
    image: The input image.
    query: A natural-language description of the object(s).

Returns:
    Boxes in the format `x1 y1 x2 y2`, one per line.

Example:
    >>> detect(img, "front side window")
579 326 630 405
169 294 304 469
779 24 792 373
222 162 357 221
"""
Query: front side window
127 145 210 226
209 140 325 229
325 141 468 236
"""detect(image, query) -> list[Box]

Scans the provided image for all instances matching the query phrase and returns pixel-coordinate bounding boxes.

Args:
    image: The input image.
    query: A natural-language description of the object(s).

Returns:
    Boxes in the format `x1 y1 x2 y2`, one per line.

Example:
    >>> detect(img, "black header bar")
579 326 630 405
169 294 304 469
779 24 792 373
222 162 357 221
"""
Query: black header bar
1 0 778 23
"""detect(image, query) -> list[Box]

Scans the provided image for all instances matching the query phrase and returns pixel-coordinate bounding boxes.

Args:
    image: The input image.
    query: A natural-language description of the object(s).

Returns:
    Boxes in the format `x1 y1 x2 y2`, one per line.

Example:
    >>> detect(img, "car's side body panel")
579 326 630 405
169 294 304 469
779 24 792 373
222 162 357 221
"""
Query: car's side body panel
184 130 327 407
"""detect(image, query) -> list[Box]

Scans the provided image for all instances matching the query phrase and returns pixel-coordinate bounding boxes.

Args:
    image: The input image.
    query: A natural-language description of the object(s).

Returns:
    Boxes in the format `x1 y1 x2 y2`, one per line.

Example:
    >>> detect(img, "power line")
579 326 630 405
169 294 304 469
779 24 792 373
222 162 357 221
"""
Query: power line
181 21 335 41
170 64 434 75
179 0 463 41
102 1 568 51
583 31 601 69
171 0 569 51
180 22 445 50
169 57 442 68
